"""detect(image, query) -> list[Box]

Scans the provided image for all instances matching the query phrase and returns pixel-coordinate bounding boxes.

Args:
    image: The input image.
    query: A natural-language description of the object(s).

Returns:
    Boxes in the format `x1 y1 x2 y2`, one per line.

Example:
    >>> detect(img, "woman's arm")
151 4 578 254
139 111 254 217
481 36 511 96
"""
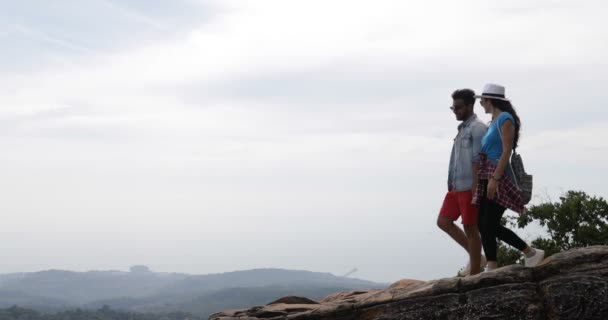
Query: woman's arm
494 119 514 178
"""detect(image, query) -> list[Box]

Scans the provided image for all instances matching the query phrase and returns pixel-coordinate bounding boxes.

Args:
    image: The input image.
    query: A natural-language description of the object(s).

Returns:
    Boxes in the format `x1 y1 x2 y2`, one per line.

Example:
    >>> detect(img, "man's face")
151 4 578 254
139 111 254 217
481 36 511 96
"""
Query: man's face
451 98 473 121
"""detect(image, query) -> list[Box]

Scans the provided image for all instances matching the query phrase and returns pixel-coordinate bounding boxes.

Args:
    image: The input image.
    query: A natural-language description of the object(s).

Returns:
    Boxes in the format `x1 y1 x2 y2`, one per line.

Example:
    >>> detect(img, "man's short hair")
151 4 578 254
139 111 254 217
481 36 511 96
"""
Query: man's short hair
451 89 476 106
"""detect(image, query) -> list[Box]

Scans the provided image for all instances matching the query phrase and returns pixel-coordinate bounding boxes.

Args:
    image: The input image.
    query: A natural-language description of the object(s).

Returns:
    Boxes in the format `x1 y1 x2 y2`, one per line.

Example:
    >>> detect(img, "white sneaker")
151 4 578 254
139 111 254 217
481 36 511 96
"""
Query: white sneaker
457 264 468 277
524 248 545 267
457 255 487 277
483 266 498 273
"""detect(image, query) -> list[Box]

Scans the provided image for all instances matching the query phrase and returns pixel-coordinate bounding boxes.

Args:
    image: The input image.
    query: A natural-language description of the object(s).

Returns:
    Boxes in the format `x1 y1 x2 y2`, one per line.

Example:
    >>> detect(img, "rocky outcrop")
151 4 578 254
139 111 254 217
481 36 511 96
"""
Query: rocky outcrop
209 246 608 320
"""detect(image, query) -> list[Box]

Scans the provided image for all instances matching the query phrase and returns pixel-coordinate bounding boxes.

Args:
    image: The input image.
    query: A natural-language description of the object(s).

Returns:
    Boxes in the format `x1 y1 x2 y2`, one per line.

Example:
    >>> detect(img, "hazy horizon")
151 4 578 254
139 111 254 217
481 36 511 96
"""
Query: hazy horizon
1 0 607 283
0 266 384 283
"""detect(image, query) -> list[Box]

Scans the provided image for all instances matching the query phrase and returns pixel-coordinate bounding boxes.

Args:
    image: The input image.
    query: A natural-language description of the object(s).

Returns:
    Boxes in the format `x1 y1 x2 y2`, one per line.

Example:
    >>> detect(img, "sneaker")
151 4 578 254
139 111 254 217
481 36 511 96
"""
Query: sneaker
524 248 545 267
483 266 498 273
457 264 468 277
457 255 487 277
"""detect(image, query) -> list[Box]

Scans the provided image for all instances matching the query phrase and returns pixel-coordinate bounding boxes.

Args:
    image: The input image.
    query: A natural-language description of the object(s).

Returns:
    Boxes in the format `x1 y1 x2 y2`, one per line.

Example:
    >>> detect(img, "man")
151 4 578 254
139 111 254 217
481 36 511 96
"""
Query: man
437 89 487 276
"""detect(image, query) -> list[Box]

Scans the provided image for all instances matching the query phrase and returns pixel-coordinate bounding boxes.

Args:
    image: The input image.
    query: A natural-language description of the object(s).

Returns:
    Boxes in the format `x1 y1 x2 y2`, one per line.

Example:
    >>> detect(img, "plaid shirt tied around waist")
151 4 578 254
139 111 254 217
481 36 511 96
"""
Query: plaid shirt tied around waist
473 153 526 214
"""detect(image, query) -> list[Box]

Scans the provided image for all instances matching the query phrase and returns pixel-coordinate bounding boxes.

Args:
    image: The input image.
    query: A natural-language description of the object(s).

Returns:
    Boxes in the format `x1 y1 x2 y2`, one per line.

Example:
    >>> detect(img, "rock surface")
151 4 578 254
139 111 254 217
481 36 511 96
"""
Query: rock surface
209 246 608 320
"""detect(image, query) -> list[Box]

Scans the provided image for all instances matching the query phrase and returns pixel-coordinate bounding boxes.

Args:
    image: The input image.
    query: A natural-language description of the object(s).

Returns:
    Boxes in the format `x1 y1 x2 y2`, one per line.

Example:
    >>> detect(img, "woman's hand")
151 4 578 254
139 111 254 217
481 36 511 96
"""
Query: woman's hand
487 178 499 200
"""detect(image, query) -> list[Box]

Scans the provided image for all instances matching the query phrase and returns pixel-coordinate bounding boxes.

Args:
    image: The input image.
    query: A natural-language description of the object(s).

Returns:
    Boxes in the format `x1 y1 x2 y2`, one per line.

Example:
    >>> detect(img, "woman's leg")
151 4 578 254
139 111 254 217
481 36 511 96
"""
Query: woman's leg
477 180 495 265
496 223 527 252
478 196 502 263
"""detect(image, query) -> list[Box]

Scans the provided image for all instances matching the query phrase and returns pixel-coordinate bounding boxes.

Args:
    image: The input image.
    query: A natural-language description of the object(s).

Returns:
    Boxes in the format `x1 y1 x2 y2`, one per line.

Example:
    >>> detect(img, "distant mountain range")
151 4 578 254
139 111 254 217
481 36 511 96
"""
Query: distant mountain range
0 268 387 317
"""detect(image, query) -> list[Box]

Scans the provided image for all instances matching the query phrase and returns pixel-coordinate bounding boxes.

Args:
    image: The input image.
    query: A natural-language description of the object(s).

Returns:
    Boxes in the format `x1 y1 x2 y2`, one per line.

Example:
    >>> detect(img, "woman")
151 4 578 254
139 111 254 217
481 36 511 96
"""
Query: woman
473 84 544 271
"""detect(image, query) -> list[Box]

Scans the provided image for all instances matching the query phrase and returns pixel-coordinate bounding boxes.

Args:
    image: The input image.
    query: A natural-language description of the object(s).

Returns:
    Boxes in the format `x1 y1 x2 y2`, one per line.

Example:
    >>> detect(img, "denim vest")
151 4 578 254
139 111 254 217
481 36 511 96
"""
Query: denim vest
447 114 487 191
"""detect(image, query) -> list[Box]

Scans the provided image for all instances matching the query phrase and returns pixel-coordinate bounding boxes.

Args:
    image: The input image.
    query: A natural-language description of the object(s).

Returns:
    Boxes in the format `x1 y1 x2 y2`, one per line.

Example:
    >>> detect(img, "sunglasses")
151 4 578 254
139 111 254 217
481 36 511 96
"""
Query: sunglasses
449 105 466 111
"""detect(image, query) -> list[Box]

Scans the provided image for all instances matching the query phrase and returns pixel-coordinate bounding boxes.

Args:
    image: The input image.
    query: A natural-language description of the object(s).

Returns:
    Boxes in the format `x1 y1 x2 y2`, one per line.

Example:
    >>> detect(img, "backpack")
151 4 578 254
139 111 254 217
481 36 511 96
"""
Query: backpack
497 122 533 204
509 151 533 204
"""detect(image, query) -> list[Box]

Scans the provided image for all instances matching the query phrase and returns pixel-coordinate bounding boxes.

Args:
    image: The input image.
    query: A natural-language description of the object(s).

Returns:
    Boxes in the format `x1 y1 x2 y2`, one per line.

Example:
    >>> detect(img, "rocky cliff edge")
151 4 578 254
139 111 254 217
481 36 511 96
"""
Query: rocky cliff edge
209 245 608 320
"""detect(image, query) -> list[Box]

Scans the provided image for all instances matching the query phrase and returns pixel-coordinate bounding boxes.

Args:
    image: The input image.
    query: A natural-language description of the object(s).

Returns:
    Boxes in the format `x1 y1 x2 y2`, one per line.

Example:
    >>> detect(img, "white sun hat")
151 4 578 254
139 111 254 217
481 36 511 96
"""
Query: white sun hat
474 83 510 101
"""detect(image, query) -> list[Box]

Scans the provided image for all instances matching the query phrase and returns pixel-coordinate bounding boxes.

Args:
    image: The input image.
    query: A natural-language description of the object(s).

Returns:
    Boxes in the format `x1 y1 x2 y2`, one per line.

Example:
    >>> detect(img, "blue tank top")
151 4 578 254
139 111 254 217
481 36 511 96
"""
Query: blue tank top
481 112 515 161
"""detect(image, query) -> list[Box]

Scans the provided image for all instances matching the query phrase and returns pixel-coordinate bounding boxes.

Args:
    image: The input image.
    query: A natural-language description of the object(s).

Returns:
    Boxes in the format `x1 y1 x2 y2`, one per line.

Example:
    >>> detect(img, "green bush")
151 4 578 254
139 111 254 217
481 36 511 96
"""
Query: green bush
498 190 608 265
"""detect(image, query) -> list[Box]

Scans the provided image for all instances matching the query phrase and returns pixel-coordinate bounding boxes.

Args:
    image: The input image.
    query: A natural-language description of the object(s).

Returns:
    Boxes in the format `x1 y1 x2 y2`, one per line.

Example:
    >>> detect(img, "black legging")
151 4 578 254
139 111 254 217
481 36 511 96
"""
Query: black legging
477 180 527 261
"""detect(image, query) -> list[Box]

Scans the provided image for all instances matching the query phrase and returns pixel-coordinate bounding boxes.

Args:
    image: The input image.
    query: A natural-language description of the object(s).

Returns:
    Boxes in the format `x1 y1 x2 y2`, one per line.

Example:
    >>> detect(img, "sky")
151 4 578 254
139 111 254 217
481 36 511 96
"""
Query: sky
1 0 607 283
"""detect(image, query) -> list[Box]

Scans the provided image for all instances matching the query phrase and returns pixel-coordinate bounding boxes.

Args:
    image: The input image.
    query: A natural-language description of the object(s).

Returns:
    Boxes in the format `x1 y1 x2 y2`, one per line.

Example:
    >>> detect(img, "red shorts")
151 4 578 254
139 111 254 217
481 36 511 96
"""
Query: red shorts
439 190 478 225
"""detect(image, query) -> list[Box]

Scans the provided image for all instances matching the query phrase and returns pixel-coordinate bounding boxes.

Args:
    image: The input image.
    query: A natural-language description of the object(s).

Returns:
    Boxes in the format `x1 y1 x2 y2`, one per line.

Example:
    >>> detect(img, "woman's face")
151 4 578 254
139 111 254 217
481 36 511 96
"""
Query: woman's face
480 98 492 114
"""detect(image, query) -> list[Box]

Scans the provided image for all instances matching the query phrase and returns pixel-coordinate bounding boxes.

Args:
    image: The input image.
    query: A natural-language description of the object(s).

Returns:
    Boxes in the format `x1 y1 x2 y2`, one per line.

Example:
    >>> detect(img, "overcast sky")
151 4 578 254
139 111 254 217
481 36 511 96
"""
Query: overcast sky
1 0 607 283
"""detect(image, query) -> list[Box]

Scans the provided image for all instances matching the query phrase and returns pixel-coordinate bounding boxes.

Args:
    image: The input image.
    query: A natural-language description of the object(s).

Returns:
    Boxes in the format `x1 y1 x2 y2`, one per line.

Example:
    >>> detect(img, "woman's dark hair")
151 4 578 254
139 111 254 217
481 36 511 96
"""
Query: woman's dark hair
490 99 521 149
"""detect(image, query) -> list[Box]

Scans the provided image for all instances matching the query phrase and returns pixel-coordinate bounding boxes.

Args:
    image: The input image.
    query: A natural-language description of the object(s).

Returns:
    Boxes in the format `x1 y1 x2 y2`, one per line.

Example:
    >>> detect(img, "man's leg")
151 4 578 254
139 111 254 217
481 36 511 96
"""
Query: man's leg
437 192 468 251
463 224 482 275
461 190 483 275
437 216 469 251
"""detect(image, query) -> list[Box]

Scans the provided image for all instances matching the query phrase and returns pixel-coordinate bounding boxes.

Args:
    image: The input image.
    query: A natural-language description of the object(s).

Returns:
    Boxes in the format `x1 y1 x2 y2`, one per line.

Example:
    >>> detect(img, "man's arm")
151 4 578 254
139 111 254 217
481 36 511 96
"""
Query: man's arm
471 123 487 193
472 163 479 194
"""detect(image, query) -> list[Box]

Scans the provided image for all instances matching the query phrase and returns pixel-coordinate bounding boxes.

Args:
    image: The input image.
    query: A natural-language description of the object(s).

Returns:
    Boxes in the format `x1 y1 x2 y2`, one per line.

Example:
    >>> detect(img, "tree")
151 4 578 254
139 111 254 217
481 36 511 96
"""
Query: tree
497 242 522 266
498 190 608 265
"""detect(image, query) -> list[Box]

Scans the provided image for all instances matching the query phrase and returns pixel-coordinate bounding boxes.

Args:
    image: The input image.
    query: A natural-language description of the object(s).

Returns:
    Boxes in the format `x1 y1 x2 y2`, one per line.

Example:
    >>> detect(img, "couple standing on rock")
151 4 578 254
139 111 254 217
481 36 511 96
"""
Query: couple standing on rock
437 84 545 276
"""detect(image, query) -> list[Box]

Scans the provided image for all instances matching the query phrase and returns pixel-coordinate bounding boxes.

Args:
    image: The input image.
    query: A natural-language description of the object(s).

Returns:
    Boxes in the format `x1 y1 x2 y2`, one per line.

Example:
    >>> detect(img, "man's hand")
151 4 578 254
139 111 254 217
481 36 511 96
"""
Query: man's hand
471 162 479 204
471 182 478 204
